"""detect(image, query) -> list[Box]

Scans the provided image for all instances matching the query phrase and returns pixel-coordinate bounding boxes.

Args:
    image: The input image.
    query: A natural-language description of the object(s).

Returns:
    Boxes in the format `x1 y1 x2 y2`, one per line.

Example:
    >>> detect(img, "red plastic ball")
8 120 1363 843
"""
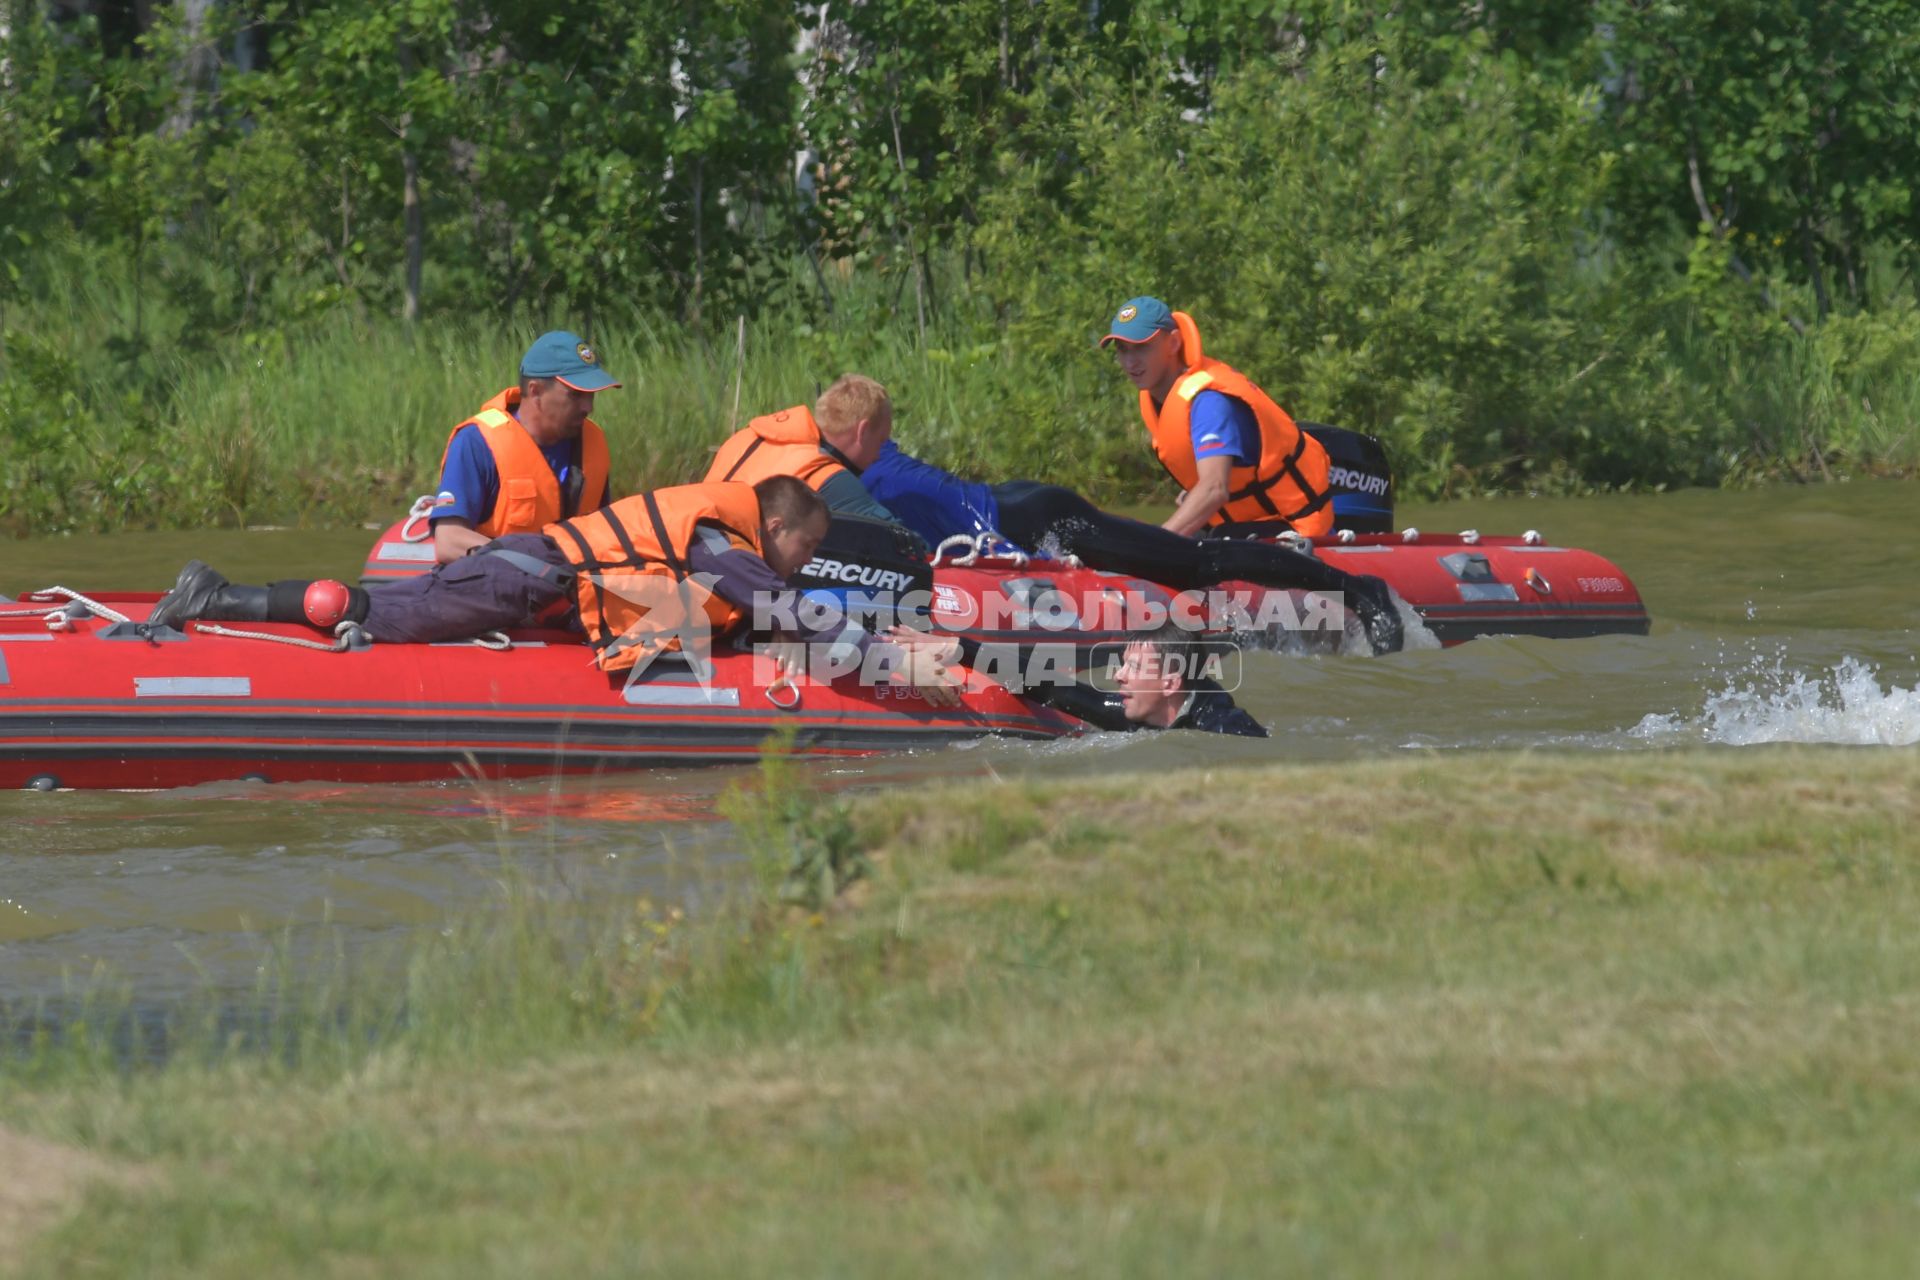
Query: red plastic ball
303 580 352 628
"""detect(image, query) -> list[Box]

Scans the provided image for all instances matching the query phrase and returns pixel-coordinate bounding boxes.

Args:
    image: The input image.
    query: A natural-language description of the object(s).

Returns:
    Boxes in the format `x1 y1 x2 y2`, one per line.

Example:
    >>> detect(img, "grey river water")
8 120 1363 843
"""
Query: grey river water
2 481 1917 1004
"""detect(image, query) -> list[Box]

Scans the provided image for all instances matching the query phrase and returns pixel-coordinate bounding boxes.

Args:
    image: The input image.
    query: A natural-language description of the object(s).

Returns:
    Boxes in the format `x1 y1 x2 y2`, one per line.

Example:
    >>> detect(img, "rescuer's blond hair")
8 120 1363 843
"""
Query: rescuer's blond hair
813 373 890 442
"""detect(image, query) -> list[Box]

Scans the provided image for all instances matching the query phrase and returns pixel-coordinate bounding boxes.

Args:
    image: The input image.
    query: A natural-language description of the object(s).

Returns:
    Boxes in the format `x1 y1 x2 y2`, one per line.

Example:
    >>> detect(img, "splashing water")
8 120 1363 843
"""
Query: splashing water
1633 655 1920 747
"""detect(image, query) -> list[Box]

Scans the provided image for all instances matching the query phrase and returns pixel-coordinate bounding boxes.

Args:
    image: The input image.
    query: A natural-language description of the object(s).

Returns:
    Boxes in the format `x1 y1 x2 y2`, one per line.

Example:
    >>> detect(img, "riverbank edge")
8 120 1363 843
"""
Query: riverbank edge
8 746 1920 1276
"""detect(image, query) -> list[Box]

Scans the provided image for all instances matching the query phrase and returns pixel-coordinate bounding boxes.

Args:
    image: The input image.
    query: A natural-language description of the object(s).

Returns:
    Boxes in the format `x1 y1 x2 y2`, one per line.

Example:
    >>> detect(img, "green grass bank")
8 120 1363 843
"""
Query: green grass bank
7 746 1920 1276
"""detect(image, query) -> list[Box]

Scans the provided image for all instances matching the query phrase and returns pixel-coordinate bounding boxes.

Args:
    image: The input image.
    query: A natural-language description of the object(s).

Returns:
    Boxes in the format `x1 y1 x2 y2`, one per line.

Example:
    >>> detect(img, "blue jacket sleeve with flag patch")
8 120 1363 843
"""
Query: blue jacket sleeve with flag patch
1187 390 1260 468
433 424 500 524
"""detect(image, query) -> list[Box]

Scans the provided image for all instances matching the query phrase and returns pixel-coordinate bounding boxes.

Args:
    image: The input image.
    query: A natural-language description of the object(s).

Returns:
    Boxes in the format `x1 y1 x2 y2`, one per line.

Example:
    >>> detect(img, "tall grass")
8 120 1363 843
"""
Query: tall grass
4 245 1918 537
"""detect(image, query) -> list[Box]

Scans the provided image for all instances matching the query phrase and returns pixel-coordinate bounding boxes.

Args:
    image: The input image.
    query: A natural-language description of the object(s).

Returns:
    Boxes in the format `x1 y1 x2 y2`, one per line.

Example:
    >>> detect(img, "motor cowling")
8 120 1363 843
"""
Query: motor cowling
1301 422 1395 534
788 515 934 632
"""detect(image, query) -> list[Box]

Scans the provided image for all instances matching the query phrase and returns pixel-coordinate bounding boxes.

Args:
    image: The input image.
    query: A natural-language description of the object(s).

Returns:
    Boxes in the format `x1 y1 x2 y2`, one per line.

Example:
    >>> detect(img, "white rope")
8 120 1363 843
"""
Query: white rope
398 494 436 543
0 587 132 627
972 530 1029 566
930 533 977 566
192 620 367 652
189 621 511 652
929 530 1035 567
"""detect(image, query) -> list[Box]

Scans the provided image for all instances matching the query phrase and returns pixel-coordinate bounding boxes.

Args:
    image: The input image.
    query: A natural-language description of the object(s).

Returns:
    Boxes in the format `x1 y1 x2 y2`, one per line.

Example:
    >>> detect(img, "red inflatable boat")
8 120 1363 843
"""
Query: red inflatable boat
2 495 1648 789
0 590 1076 791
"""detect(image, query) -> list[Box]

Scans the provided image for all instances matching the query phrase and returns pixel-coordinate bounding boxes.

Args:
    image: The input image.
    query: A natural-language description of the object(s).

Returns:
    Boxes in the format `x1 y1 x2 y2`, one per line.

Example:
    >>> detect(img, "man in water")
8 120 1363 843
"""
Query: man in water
428 330 619 564
1099 295 1332 537
1030 623 1267 738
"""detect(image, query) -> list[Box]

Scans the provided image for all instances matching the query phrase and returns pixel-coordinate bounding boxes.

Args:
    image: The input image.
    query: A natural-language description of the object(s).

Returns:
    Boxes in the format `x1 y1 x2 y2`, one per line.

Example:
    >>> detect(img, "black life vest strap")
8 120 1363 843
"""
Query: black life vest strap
639 493 687 579
550 520 613 649
719 436 764 482
1227 427 1331 525
549 502 672 654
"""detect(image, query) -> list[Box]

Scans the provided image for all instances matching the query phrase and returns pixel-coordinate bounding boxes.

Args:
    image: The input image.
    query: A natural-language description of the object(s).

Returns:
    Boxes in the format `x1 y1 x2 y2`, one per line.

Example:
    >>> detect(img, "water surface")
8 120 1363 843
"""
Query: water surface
4 481 1915 1002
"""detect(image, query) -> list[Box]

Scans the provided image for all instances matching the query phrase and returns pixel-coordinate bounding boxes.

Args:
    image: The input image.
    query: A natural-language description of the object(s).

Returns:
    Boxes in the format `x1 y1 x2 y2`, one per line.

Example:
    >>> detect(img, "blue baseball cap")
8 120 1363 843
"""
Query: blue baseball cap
1097 296 1177 347
520 330 621 392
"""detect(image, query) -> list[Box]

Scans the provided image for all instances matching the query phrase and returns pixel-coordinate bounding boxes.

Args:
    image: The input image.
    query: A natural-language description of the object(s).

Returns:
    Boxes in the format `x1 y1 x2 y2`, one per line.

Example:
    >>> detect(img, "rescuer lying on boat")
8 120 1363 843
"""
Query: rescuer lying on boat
859 441 1404 656
428 329 621 564
703 372 1403 655
1099 295 1332 539
140 476 962 706
1028 623 1268 739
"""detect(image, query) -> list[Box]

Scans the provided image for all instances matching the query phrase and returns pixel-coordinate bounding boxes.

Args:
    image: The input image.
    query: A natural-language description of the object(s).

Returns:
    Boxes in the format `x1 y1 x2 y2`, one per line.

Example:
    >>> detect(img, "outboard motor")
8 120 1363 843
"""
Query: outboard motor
788 515 935 631
1301 422 1394 533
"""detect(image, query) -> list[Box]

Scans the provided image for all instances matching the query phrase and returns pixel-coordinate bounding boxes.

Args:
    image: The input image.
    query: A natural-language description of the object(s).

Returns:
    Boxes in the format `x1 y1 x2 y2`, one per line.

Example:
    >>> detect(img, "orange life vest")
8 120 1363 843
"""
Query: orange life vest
441 388 611 537
544 482 763 673
704 405 846 491
1138 313 1332 535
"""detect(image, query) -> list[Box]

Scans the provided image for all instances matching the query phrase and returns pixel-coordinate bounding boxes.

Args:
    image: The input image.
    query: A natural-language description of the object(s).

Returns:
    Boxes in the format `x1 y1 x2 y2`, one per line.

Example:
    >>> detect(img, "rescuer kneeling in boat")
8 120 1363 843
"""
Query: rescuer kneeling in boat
705 372 912 531
1100 295 1333 540
426 330 620 565
140 477 961 704
1029 623 1267 738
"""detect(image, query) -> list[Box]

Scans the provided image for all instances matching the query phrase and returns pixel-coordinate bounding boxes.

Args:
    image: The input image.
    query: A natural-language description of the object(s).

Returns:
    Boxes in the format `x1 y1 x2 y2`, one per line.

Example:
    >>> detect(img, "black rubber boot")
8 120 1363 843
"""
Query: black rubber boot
1346 574 1405 656
143 561 272 634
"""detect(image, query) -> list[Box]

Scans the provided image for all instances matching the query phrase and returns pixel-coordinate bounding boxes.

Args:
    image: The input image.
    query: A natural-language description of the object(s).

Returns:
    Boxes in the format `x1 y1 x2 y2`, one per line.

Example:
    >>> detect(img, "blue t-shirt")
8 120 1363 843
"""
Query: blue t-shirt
1188 390 1260 467
859 441 1002 548
432 421 582 524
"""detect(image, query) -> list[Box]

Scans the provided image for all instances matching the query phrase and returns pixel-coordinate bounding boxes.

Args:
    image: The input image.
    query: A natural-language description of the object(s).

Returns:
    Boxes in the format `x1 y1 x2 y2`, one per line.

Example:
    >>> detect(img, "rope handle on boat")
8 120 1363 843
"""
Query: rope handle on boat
928 530 1071 568
0 588 132 629
399 494 437 543
192 620 368 651
188 622 514 652
930 534 977 566
764 676 802 710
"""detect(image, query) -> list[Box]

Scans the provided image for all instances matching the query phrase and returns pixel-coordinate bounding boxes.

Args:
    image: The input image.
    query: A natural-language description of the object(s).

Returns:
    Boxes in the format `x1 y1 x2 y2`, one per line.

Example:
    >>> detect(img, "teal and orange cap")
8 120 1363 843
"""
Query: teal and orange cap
1096 296 1176 348
521 330 621 393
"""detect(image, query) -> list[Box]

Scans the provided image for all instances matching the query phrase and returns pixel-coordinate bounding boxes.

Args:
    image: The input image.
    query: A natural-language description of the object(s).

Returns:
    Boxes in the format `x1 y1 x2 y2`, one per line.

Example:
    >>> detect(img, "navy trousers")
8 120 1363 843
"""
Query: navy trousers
363 534 575 644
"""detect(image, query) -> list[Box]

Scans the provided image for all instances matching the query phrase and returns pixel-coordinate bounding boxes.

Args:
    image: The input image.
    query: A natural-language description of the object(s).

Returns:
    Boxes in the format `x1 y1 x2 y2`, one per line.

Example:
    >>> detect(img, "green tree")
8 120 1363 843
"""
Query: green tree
1599 0 1920 321
975 33 1706 493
